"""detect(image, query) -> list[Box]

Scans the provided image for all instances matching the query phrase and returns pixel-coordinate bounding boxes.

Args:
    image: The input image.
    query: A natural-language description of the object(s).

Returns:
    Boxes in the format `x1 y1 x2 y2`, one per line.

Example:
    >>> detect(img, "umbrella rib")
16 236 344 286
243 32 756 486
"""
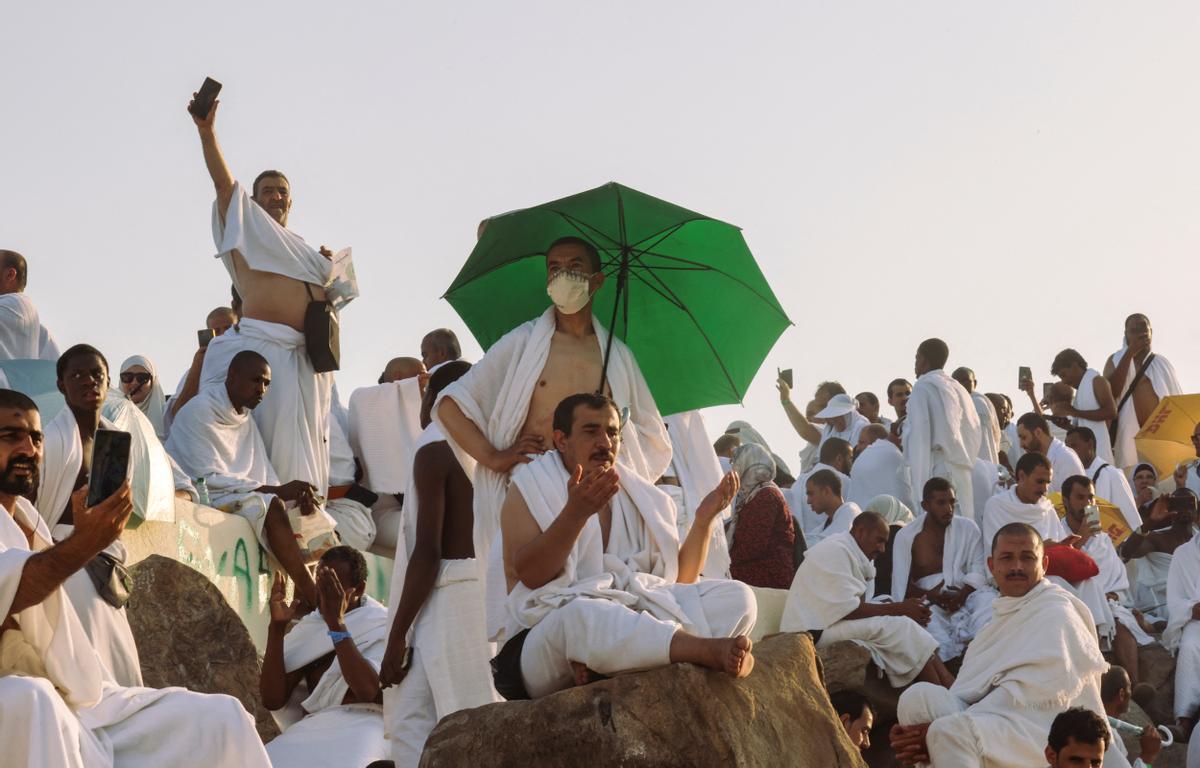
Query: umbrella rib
552 210 623 251
631 246 791 322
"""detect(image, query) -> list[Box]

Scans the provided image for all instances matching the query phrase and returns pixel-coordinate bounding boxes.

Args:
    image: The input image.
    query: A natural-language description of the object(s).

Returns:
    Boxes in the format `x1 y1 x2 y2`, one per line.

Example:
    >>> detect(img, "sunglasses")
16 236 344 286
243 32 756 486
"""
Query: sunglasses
120 372 152 385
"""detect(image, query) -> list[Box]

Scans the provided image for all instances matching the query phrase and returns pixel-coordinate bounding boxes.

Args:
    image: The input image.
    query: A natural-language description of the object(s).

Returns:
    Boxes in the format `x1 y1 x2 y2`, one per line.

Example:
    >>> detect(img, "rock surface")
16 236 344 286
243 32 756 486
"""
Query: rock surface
126 554 280 742
420 632 867 768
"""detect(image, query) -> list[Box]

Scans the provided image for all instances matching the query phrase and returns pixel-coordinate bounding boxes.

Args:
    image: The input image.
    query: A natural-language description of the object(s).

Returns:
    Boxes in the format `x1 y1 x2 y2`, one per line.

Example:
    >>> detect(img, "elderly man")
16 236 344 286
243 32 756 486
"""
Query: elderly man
495 393 753 699
951 367 1001 465
1065 426 1141 533
0 388 271 767
904 339 982 519
781 511 953 687
0 249 58 361
419 328 462 374
889 523 1110 767
1049 349 1118 466
1017 412 1085 494
437 238 672 642
891 478 995 661
1104 314 1183 470
378 357 426 386
849 424 915 511
191 91 356 512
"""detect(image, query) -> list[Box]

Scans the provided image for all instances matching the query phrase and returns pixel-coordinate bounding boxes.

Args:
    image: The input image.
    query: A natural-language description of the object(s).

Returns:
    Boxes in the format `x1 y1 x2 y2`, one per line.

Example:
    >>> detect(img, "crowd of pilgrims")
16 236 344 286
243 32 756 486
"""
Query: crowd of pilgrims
0 96 1197 768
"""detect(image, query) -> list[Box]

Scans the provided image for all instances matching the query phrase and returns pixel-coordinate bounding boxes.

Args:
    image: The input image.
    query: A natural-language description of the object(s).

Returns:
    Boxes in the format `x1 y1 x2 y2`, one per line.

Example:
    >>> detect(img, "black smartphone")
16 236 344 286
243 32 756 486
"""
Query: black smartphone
87 429 131 508
198 329 216 349
188 77 222 120
1018 366 1032 387
779 368 794 388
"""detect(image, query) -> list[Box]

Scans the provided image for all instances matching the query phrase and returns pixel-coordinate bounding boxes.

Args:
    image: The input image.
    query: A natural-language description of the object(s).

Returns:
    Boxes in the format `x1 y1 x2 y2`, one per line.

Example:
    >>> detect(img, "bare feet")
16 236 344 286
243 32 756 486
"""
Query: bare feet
569 661 607 687
709 636 754 678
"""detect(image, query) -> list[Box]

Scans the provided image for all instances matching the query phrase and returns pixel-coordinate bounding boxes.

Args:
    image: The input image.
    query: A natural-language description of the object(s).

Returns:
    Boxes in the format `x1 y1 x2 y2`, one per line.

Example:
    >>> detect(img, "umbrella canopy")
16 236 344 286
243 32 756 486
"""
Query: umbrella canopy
1134 394 1200 479
1049 491 1132 546
444 183 791 416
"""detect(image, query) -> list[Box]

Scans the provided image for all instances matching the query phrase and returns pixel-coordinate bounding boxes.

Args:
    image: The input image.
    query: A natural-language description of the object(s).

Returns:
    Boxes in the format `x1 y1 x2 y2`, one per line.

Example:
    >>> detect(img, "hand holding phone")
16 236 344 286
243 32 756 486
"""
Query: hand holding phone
197 329 216 349
778 368 794 389
87 430 132 508
188 77 222 122
1018 366 1033 388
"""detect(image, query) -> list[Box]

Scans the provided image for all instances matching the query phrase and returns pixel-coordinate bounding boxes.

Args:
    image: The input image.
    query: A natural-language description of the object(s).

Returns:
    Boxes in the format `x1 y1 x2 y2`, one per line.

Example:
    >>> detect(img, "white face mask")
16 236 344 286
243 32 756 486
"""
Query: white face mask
547 270 595 315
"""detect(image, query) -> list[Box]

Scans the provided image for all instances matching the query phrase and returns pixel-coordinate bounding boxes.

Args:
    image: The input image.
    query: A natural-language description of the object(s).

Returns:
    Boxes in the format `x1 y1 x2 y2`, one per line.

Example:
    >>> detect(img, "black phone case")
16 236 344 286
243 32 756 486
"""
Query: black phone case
88 430 131 507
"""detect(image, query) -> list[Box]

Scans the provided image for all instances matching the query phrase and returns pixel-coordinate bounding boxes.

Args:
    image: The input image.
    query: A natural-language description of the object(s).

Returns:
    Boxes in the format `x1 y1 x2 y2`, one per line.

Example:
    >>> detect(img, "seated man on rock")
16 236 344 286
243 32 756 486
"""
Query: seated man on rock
261 546 390 767
0 388 271 767
781 510 953 688
891 477 996 662
1100 666 1162 768
496 393 755 699
890 523 1112 768
166 350 329 608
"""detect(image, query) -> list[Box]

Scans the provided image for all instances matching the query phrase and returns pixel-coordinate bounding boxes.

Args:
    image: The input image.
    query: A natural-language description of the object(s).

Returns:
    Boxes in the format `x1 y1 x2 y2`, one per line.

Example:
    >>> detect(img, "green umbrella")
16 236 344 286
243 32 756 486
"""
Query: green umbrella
443 183 791 416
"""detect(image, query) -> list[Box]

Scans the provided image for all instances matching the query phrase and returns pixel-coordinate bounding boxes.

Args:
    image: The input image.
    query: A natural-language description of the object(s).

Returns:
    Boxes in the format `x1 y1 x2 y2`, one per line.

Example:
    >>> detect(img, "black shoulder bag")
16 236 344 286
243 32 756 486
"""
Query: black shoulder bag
303 284 340 373
1108 353 1155 446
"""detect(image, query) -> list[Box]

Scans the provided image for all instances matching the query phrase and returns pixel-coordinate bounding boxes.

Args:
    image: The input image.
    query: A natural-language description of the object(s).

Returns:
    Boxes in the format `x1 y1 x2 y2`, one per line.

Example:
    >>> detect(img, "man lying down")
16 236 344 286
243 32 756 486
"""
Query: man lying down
493 392 756 698
0 389 269 767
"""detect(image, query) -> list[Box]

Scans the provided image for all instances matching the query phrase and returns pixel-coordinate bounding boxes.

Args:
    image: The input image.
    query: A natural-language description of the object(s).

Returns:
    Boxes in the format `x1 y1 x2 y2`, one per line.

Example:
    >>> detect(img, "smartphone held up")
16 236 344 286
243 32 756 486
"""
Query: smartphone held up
188 77 222 120
87 429 131 508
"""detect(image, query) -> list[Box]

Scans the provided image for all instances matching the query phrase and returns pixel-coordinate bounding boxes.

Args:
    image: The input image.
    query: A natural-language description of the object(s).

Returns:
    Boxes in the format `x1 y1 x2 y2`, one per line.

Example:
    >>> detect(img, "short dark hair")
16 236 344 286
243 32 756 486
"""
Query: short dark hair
1016 412 1050 435
0 388 38 412
0 250 28 291
1100 666 1130 703
916 338 949 370
206 306 235 326
1125 313 1150 330
547 236 602 273
1046 707 1109 753
991 521 1043 554
855 391 879 408
228 350 268 377
922 476 953 503
807 468 842 495
552 392 618 436
320 545 368 587
422 328 461 360
886 378 911 398
1051 348 1088 376
829 690 871 722
713 434 740 454
1015 451 1052 478
426 360 471 403
1061 474 1093 500
56 344 108 381
819 437 852 467
1066 426 1096 447
252 170 290 197
816 381 846 399
950 367 973 389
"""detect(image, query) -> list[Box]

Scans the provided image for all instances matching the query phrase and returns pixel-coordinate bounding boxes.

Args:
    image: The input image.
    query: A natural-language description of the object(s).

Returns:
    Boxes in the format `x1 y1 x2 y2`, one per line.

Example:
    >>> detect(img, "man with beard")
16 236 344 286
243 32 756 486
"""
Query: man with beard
0 388 271 767
35 344 142 686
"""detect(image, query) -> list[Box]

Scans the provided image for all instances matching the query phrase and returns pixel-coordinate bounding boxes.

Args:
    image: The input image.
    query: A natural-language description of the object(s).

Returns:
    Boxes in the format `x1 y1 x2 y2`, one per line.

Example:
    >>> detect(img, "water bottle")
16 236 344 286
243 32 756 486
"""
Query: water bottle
194 477 210 507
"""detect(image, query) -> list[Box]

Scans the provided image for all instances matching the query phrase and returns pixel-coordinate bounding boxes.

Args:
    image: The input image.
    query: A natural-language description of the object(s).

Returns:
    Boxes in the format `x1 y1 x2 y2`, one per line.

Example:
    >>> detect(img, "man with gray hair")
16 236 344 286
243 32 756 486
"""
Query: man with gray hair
0 249 58 361
420 328 462 374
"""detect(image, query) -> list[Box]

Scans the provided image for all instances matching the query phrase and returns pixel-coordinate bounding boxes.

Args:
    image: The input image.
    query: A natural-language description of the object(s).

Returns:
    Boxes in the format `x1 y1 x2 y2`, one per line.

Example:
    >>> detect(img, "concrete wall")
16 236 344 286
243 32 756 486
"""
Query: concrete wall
124 499 394 650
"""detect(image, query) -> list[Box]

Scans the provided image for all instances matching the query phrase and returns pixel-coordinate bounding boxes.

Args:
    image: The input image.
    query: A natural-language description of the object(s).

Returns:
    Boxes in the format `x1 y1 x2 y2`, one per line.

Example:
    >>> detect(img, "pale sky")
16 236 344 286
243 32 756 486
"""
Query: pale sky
4 2 1199 469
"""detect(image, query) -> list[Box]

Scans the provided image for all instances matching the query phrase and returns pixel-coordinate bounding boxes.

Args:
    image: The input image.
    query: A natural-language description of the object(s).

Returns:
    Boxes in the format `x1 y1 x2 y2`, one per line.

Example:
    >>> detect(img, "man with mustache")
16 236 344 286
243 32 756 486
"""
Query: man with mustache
889 523 1113 767
190 91 356 538
35 344 143 686
494 393 753 699
0 388 272 767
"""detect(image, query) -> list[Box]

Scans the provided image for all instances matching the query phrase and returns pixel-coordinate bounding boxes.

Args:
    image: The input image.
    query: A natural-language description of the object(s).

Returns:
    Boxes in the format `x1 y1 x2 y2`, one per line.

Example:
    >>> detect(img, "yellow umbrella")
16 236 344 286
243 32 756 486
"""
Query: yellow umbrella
1049 492 1131 546
1134 394 1200 480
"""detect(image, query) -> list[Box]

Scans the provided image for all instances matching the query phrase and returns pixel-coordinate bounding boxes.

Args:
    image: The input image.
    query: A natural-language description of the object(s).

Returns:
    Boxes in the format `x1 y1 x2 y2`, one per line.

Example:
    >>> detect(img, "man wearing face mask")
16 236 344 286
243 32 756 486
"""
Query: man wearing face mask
436 236 672 645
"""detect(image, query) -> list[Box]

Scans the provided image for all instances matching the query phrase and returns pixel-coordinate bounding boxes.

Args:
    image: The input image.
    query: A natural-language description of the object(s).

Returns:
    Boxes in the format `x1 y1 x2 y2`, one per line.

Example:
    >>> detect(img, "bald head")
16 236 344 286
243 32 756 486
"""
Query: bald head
206 306 237 336
0 250 28 294
856 423 889 455
951 367 975 392
380 357 426 384
850 510 890 560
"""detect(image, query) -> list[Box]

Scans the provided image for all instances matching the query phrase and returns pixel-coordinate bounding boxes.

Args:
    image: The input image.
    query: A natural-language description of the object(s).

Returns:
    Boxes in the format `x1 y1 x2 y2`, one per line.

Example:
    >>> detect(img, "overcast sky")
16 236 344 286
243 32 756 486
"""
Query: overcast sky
5 2 1199 468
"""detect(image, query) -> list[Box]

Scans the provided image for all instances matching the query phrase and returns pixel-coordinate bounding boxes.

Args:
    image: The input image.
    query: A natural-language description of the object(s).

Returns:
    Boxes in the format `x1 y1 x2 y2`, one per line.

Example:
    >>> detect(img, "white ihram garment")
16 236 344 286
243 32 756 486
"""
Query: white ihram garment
1046 437 1087 494
904 370 982 520
0 292 59 361
971 391 1001 465
1086 456 1142 533
348 378 423 496
1164 531 1200 720
806 502 861 548
1110 346 1182 470
1074 368 1115 466
848 440 915 512
664 411 732 579
789 462 851 540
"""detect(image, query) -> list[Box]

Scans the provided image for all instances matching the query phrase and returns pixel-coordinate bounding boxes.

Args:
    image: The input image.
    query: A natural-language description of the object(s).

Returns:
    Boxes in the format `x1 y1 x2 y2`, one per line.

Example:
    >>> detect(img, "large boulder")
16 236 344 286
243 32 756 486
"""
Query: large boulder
125 554 280 742
1134 642 1177 726
420 632 867 768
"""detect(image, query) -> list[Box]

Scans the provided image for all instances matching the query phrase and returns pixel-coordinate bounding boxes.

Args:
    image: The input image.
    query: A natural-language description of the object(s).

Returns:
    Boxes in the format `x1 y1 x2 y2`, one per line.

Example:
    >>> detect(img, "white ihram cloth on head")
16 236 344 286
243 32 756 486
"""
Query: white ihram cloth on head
665 410 731 579
35 408 142 688
971 391 1001 464
0 496 270 768
1110 344 1182 469
848 439 914 511
0 292 59 361
890 513 995 660
434 306 672 642
119 355 166 440
904 370 982 520
265 597 390 767
1074 368 1115 466
897 579 1109 768
1164 531 1200 720
780 531 938 686
348 378 423 495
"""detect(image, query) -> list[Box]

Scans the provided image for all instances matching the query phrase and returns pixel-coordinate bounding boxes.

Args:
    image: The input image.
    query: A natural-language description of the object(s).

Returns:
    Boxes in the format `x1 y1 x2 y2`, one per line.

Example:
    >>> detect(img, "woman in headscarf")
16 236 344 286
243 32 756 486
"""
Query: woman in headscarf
119 354 167 440
724 420 794 486
725 443 796 589
1131 462 1159 514
864 494 914 598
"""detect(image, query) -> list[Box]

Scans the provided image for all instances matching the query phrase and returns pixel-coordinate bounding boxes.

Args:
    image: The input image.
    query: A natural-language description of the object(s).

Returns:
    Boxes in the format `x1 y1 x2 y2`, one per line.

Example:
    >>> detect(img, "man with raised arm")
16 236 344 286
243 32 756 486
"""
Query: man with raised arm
189 91 356 508
0 389 271 768
494 393 753 699
904 339 983 518
435 237 671 641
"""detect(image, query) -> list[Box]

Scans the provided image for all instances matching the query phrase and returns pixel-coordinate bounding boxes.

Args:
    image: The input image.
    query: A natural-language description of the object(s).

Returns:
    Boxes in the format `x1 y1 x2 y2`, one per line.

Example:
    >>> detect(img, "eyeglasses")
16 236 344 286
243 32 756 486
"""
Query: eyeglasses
120 372 152 385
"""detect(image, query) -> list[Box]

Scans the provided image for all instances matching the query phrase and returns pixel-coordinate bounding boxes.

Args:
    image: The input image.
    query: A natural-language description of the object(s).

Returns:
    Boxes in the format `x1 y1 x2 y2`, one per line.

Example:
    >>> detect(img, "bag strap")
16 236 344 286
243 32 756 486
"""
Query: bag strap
1115 353 1155 416
1092 463 1109 483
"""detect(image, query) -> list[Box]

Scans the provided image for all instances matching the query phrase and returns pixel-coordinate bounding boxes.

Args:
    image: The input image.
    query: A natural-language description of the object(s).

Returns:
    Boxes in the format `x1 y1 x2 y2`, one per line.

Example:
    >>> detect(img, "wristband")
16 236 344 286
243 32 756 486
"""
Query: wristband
328 629 352 645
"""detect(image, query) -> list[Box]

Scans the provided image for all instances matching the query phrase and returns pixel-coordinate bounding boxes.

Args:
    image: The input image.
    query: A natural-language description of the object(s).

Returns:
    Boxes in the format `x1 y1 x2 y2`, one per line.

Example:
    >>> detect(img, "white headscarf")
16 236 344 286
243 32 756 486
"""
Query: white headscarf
864 494 914 526
120 354 166 440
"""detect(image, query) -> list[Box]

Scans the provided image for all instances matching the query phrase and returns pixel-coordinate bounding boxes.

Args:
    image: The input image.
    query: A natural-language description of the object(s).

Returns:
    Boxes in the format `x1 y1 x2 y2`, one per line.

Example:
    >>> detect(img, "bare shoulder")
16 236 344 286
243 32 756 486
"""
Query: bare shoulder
414 440 455 466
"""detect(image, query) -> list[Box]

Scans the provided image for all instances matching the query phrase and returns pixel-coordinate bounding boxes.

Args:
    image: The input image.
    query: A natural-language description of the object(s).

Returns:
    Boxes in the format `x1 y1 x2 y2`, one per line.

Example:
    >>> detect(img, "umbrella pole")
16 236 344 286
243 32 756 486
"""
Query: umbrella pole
597 255 627 396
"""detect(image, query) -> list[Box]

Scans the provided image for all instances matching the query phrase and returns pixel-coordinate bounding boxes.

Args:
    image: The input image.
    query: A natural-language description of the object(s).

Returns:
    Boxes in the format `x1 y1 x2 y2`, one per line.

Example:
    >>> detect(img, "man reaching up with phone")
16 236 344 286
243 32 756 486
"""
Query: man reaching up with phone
189 90 355 521
1104 314 1182 471
0 388 272 767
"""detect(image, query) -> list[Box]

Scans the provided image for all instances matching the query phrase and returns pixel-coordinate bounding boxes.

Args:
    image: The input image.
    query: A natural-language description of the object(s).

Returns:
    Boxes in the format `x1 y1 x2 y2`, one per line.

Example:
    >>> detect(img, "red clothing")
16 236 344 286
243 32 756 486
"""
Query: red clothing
728 485 795 589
